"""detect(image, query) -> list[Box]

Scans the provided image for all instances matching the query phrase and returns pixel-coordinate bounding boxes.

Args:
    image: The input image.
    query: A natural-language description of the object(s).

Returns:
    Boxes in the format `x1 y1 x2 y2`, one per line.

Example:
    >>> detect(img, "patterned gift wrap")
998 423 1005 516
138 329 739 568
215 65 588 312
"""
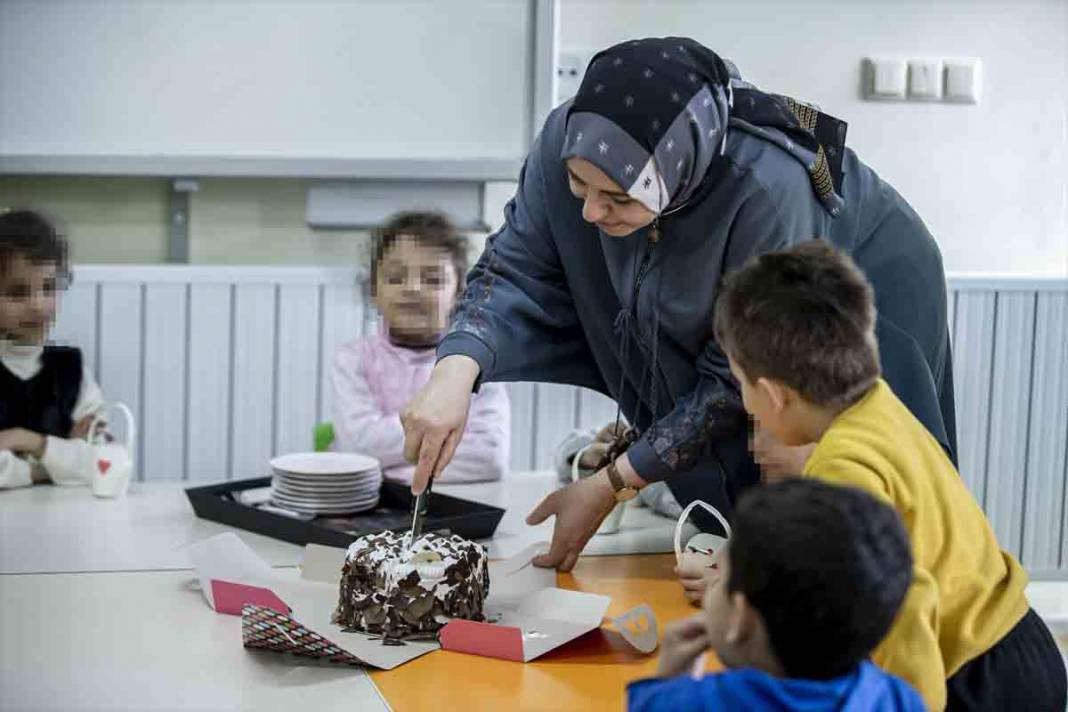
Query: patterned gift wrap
241 604 367 666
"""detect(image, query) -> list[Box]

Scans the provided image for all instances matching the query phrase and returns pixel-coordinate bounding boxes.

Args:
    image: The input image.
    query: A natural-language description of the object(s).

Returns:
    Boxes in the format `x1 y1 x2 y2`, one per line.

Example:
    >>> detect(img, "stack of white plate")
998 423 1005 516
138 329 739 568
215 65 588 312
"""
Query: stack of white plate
269 452 382 515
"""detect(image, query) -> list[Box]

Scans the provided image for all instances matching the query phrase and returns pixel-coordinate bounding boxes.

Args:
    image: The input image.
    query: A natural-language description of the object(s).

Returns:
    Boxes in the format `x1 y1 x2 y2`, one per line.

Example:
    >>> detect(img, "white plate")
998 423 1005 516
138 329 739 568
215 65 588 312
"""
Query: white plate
272 485 380 501
270 490 379 506
272 475 381 492
270 452 380 476
270 489 380 505
270 494 379 514
270 482 379 498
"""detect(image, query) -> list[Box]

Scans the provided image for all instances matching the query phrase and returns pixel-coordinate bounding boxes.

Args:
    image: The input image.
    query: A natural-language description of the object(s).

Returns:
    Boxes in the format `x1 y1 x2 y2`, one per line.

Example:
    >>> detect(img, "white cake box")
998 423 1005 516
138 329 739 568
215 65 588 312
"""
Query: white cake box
188 533 657 669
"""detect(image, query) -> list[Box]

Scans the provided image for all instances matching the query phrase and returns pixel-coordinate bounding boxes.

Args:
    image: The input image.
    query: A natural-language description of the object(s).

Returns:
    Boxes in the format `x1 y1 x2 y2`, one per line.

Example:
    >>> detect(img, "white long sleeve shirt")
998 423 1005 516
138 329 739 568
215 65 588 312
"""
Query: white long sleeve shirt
0 342 106 489
330 331 510 484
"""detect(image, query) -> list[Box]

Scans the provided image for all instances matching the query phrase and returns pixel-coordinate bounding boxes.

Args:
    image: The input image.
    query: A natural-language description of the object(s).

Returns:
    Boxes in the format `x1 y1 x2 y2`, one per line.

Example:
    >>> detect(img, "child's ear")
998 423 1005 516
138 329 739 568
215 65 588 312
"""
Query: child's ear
724 591 757 645
755 377 788 414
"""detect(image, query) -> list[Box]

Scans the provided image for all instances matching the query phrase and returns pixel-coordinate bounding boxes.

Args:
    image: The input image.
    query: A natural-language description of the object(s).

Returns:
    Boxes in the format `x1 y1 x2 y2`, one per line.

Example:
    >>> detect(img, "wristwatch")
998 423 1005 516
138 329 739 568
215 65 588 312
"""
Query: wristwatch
605 461 639 502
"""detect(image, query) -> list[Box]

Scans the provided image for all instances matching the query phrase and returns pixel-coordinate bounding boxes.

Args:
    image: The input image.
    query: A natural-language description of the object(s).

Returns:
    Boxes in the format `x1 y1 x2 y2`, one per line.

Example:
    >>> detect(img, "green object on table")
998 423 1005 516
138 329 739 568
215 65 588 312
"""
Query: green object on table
313 422 335 452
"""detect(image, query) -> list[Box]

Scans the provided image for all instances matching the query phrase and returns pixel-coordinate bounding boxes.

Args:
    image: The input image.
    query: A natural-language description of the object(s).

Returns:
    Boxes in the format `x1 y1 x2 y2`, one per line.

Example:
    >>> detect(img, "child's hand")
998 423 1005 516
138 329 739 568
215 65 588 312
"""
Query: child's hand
656 613 709 678
752 426 815 482
577 442 609 469
674 550 722 605
0 428 46 458
594 422 625 443
576 421 626 469
69 415 96 440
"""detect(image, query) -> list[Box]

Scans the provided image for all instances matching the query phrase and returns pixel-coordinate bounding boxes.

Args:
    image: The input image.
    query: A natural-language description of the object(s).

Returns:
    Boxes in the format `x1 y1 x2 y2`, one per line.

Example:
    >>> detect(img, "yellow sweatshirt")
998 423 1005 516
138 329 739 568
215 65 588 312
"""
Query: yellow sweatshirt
803 380 1030 711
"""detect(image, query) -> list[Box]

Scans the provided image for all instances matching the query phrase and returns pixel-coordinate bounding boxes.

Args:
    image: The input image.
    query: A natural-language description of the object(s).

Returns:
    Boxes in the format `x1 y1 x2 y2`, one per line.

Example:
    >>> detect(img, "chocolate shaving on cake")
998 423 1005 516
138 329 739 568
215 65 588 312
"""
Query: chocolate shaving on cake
333 531 489 640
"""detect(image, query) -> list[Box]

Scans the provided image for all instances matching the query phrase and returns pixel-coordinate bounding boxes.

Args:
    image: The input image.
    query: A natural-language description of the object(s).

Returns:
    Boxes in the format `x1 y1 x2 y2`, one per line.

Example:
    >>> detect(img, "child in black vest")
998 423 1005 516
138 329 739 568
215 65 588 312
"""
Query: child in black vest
0 209 106 488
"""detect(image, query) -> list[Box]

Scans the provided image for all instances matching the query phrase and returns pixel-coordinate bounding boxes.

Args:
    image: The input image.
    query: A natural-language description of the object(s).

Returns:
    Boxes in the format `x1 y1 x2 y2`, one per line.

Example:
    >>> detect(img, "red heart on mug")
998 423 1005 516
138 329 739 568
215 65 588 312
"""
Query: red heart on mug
97 459 112 475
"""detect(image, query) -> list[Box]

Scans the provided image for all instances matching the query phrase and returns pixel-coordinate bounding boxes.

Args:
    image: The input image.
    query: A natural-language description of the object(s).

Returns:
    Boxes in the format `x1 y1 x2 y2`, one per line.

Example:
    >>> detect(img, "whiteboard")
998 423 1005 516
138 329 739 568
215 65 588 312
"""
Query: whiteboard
0 0 533 166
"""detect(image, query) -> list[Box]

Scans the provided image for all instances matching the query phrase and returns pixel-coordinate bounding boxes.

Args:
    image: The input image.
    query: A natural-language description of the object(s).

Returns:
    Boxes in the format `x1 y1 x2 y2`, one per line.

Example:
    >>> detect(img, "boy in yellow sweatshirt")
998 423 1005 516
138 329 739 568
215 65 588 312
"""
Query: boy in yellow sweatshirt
711 241 1065 711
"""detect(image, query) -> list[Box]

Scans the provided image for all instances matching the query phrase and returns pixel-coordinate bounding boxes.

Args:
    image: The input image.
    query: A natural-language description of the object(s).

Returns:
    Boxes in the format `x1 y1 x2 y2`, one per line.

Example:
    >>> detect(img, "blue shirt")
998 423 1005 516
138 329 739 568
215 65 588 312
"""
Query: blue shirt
627 662 925 712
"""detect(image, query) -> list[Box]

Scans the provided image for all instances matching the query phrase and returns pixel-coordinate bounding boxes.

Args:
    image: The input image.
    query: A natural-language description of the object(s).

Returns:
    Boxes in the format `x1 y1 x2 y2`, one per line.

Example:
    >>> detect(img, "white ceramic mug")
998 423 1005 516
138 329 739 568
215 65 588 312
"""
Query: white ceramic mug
673 499 731 568
571 443 627 535
87 402 136 498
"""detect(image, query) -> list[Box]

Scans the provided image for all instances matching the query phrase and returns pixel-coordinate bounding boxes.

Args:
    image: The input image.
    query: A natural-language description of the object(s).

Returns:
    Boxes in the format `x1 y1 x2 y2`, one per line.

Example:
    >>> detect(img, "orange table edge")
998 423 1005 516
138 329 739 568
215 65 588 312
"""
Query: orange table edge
371 553 723 711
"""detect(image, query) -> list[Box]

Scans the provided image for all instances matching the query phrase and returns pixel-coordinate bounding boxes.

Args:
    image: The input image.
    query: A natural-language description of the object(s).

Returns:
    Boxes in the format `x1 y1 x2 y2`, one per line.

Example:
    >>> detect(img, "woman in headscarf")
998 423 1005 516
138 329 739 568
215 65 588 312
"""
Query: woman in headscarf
401 37 956 572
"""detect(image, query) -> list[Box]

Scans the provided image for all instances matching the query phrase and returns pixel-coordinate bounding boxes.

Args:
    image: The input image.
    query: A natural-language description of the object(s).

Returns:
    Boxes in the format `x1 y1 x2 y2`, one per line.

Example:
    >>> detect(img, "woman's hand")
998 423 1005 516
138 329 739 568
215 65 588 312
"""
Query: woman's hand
400 355 480 494
526 468 618 572
751 425 815 483
656 613 710 678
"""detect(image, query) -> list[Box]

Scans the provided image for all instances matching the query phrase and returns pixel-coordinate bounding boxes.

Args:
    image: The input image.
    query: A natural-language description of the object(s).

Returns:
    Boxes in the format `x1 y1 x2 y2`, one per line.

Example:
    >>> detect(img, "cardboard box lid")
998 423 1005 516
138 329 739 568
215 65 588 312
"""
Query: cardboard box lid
189 533 436 670
191 534 655 668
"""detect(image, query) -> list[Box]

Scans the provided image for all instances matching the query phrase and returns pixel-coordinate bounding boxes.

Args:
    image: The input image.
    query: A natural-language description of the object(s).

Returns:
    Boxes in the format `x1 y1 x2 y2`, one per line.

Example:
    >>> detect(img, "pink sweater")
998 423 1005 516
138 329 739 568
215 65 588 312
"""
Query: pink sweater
330 331 510 484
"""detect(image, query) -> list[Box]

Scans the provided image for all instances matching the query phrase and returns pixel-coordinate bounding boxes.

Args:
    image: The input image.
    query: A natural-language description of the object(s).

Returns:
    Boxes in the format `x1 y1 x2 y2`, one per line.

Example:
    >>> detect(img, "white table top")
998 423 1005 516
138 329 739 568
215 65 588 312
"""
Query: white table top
0 471 684 712
2 473 1063 712
0 482 304 574
437 472 684 560
0 471 682 575
0 568 387 712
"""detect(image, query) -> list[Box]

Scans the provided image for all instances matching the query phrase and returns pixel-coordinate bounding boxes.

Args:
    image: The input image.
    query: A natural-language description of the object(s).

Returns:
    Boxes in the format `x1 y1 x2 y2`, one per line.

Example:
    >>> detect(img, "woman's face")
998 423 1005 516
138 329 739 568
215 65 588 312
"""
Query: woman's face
565 158 657 237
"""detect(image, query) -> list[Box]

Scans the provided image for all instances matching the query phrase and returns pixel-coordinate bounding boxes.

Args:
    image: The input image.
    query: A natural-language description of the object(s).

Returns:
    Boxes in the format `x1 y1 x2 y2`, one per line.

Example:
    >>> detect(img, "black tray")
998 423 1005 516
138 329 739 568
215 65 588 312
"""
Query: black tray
185 477 505 549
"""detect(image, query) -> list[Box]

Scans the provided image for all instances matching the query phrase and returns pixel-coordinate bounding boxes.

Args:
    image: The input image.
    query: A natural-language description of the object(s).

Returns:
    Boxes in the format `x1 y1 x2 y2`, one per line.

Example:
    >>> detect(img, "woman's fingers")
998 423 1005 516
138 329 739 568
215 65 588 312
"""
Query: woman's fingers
412 431 446 495
527 477 613 572
526 491 557 526
402 426 422 465
434 430 462 480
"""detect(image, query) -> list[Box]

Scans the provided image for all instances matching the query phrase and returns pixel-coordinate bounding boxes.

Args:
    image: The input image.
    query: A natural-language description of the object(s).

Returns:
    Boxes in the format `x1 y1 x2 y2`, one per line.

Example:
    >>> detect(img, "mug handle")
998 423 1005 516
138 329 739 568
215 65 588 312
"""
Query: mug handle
86 402 137 453
673 500 732 565
112 402 136 453
570 443 596 483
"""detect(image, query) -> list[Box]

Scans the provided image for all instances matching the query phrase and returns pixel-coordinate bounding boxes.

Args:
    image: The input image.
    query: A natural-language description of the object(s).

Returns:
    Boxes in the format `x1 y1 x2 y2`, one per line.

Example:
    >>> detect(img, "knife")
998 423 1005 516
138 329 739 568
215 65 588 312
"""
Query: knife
408 477 433 547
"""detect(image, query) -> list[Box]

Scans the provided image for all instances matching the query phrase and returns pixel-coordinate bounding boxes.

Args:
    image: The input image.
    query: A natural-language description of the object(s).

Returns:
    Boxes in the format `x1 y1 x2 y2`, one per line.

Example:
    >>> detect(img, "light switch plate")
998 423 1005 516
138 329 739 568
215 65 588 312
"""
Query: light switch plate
908 58 944 100
865 57 908 100
945 58 982 104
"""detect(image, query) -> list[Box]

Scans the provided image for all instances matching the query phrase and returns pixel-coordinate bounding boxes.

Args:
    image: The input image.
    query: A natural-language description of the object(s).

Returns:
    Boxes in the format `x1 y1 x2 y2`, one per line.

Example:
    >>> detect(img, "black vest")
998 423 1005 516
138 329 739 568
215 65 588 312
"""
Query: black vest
0 346 83 438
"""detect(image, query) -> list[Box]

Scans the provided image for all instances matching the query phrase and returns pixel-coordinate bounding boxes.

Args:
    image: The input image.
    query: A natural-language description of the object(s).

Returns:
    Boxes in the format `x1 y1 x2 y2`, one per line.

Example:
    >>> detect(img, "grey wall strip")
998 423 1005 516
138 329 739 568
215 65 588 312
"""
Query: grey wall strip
528 0 559 146
0 155 523 181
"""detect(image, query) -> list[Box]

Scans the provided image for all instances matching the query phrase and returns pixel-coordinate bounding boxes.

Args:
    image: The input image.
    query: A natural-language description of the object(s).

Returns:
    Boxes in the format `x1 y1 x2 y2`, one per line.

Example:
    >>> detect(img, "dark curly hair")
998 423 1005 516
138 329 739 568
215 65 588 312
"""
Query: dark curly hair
727 478 913 680
370 211 467 296
714 240 880 408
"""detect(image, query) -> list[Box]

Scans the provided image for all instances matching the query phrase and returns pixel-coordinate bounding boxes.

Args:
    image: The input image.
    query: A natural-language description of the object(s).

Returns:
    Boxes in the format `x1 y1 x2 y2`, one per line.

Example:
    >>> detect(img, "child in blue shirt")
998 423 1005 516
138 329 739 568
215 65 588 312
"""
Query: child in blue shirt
629 479 925 711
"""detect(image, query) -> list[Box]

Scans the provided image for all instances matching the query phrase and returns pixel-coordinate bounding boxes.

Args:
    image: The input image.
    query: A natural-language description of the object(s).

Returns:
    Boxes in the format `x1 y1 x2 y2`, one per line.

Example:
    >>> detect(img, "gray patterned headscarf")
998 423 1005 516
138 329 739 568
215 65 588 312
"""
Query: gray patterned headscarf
561 37 848 217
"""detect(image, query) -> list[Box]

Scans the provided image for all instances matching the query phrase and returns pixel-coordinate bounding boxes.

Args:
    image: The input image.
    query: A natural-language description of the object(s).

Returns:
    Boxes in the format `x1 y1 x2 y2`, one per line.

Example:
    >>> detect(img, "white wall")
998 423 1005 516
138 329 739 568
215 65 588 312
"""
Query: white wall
560 0 1068 276
0 0 532 160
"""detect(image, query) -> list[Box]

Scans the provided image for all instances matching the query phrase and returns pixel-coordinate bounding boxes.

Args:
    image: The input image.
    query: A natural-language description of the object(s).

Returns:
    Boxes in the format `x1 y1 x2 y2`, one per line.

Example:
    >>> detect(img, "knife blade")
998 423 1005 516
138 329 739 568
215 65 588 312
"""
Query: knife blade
408 478 433 547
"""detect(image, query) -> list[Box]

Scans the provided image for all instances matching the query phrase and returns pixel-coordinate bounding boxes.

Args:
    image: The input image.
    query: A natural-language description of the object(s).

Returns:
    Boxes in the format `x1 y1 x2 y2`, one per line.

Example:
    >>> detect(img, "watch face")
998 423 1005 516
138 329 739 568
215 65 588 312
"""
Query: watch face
615 487 639 503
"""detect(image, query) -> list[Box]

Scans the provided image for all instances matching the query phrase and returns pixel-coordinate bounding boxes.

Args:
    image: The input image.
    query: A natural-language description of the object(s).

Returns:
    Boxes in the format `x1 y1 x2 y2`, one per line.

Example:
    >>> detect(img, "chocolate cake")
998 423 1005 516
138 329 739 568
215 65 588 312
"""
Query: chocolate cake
334 530 489 640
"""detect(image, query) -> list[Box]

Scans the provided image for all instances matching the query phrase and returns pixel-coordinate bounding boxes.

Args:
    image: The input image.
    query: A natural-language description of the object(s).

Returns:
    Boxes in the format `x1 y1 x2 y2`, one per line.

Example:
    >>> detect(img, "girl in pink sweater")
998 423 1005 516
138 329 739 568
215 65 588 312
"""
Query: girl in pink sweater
330 212 509 484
